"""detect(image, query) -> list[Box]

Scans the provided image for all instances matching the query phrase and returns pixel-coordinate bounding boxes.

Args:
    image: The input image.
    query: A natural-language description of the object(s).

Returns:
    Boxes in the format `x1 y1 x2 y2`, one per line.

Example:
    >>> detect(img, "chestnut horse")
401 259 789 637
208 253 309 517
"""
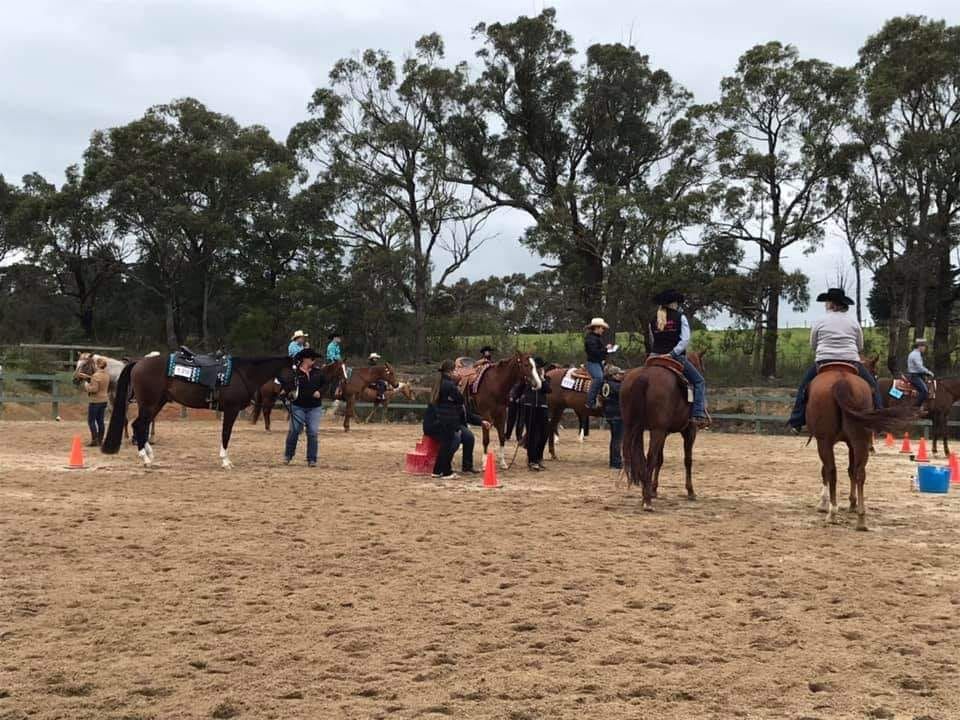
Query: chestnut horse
619 352 706 511
544 366 601 459
102 355 296 468
806 365 914 530
358 382 416 423
250 361 346 431
878 376 960 455
339 364 399 431
465 352 541 469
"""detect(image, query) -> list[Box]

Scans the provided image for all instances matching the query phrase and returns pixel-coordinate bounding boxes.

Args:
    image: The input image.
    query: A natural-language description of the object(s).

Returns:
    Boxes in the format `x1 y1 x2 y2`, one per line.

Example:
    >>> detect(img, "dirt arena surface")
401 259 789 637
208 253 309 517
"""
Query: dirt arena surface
1 418 959 720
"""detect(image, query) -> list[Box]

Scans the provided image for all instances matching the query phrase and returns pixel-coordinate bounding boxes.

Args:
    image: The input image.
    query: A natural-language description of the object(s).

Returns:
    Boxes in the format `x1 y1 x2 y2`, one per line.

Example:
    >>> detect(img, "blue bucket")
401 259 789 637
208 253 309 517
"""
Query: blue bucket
917 465 951 493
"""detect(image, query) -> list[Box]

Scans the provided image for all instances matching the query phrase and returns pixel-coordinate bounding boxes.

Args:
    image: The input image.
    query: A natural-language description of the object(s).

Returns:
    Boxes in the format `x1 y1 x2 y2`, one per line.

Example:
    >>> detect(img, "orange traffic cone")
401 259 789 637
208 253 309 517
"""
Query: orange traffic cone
67 434 86 469
950 453 960 484
884 432 895 449
899 433 912 454
915 437 929 462
482 452 500 489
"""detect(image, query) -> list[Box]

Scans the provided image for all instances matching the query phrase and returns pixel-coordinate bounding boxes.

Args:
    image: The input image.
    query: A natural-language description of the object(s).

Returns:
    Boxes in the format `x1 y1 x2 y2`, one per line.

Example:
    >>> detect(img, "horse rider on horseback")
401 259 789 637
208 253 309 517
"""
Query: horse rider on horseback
788 287 881 432
368 352 387 403
326 331 343 363
906 338 934 407
477 345 495 367
647 290 709 429
288 330 308 358
585 318 614 410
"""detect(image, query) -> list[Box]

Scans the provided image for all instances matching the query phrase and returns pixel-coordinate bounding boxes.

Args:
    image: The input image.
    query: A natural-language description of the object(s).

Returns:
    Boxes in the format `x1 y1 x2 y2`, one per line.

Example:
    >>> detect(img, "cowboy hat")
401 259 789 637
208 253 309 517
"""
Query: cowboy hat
290 329 308 340
479 345 495 354
368 352 382 360
532 356 546 368
585 317 610 330
327 331 341 340
294 348 321 363
915 338 928 346
653 289 685 305
816 288 855 306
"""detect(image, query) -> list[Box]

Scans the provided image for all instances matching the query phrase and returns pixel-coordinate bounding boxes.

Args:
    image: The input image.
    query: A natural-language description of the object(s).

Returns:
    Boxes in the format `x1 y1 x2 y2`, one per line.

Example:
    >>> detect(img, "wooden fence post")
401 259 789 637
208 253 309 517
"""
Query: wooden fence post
51 378 60 420
754 397 762 435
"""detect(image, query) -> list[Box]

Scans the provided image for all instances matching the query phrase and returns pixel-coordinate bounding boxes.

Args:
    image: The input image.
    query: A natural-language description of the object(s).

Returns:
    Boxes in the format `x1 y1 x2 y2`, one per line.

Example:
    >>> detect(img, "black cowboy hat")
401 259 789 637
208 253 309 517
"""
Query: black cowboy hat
327 331 341 340
294 348 321 363
532 356 546 368
439 359 455 373
653 289 685 305
479 345 495 354
816 288 854 306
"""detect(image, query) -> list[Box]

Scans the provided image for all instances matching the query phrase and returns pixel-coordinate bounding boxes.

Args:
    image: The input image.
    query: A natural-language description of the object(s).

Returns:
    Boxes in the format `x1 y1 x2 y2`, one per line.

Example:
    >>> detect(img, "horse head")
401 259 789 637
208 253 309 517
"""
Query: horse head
73 352 95 385
514 351 542 390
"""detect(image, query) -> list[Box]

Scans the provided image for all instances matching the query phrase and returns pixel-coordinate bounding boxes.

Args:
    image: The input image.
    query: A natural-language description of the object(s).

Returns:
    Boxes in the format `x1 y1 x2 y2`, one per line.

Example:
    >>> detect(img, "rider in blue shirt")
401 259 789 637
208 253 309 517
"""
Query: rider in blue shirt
288 330 308 358
326 332 343 363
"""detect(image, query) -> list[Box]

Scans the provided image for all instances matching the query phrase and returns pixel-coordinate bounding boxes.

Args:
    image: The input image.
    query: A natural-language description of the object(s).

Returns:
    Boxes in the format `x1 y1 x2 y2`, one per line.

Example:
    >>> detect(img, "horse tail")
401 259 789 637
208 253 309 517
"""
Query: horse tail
622 375 649 487
102 361 135 454
833 378 916 434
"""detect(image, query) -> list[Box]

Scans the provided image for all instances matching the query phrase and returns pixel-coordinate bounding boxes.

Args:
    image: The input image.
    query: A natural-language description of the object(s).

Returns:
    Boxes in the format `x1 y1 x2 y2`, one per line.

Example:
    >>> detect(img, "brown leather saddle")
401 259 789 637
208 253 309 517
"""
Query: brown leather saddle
894 375 937 400
817 361 858 375
455 359 492 395
644 355 693 404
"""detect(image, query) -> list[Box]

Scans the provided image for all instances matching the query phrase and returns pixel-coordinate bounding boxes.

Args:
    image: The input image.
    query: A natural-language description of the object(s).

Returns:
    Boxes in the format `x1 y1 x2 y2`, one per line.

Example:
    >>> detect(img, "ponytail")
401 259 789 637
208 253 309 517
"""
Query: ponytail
656 307 668 331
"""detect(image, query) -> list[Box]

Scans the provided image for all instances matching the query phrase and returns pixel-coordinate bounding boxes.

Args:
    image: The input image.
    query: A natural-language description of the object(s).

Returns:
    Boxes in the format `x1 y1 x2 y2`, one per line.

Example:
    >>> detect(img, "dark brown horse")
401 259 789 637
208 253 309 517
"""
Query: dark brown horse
339 364 399 431
806 365 914 531
102 355 296 468
878 376 960 455
544 366 602 459
250 361 347 431
466 352 541 469
619 352 706 511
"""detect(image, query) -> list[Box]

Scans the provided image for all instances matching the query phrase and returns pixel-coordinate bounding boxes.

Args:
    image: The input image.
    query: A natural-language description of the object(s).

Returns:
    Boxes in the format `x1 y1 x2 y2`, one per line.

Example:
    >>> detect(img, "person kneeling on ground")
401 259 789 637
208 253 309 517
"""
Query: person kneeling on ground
284 348 327 467
788 287 881 432
424 359 490 480
602 366 625 470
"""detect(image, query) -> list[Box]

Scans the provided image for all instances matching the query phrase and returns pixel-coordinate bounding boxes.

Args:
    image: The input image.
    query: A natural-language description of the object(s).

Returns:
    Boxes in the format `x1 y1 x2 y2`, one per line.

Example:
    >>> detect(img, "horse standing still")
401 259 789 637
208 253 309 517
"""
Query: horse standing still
338 364 398 431
619 352 706 512
74 352 157 442
250 361 346 431
878 376 960 455
543 366 603 459
358 382 416 423
102 355 296 468
806 364 914 530
465 352 541 469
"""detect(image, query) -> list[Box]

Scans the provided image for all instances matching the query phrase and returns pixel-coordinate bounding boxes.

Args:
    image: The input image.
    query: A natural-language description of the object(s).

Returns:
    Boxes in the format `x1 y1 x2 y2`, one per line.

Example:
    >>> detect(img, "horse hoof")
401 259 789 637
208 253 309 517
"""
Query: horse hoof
686 493 697 501
642 503 654 512
855 524 868 532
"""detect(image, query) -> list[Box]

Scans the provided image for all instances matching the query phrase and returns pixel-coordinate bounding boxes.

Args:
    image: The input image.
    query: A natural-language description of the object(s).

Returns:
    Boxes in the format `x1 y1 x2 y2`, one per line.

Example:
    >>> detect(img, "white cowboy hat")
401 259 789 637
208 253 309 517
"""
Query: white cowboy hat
368 352 382 360
585 317 610 330
915 338 928 346
290 330 308 340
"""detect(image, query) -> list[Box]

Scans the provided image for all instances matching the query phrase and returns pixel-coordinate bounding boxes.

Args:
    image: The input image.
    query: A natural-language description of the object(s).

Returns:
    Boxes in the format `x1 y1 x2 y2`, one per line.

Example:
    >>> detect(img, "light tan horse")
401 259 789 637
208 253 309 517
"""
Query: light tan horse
359 382 417 423
339 363 399 431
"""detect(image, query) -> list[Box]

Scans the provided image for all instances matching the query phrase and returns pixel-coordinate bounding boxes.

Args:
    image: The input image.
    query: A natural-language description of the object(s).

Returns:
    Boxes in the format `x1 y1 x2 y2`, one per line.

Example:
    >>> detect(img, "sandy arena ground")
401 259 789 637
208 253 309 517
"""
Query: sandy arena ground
1 416 959 720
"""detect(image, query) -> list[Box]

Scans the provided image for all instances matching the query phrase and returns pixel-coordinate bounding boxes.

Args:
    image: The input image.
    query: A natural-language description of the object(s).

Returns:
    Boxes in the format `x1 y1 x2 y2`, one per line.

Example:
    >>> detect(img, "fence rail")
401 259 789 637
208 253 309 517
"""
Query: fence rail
0 374 956 437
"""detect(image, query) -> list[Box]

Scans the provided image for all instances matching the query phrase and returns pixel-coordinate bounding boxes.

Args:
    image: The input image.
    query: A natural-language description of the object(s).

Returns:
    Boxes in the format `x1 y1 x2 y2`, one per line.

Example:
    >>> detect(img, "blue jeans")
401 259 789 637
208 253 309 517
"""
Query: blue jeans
908 374 928 406
87 402 107 438
607 418 623 469
285 405 322 463
681 357 707 418
586 361 604 407
789 362 881 428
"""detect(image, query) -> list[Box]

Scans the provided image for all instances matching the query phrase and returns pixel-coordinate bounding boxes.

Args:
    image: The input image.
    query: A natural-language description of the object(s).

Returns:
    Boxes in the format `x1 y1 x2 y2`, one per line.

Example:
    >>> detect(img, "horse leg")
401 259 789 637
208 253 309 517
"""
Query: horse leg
682 424 697 500
816 438 838 523
343 394 353 432
578 412 586 443
644 430 667 511
548 409 561 460
132 407 155 467
481 423 491 465
219 407 240 469
496 414 508 470
264 404 272 432
846 442 858 512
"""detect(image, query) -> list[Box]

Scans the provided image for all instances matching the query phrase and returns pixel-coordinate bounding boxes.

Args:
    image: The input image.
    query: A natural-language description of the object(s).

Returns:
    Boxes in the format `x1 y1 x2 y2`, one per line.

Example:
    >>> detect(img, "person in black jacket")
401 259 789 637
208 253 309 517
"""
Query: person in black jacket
584 317 614 410
648 289 708 428
284 348 328 467
602 366 625 470
425 359 490 479
521 357 551 471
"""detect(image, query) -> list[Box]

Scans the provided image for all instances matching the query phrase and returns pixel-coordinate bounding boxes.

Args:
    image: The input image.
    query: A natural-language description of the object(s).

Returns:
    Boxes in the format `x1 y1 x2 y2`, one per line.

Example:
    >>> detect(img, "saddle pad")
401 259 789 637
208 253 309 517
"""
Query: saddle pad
817 361 857 375
166 353 233 387
560 368 591 393
894 377 936 399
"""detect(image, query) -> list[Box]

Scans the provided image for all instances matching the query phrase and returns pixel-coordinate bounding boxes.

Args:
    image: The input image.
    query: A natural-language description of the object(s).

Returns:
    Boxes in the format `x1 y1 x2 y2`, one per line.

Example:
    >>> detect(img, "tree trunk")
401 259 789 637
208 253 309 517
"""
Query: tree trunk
201 273 211 349
760 249 782 378
853 256 863 325
933 245 954 373
164 298 178 349
78 306 95 340
413 261 429 362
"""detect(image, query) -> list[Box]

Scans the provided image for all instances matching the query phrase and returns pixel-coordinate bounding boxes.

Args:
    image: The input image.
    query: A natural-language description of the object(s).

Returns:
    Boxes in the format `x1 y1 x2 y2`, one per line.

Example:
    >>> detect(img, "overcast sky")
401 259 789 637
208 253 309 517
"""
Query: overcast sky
3 0 958 328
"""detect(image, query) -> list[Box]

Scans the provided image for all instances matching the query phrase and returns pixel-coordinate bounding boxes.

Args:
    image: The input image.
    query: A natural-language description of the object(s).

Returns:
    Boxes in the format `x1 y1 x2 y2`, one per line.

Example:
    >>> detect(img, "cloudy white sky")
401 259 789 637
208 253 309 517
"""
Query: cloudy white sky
3 0 958 327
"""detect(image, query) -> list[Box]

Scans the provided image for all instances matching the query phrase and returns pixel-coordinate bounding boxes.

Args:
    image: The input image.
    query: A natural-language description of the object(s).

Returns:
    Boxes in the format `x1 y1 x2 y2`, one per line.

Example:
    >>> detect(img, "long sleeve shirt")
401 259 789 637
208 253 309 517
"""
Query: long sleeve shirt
325 341 342 363
907 350 932 375
288 341 304 358
810 311 863 363
584 334 608 363
672 315 691 356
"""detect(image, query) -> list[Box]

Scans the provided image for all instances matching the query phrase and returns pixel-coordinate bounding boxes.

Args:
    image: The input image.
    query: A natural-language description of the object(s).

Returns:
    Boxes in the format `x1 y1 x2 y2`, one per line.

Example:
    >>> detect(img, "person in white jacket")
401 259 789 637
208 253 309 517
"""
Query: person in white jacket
906 338 934 406
788 288 880 432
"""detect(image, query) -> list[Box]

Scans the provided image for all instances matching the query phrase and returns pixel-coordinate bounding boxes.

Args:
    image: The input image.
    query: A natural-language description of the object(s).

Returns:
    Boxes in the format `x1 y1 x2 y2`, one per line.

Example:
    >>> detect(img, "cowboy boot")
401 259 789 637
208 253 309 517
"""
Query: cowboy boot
87 430 99 447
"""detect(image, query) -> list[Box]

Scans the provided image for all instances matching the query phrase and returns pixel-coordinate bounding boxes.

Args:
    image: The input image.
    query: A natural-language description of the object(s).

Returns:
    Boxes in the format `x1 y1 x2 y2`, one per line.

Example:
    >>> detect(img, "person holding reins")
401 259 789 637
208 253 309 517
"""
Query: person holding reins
906 338 934 407
648 289 709 428
584 318 614 410
78 356 110 447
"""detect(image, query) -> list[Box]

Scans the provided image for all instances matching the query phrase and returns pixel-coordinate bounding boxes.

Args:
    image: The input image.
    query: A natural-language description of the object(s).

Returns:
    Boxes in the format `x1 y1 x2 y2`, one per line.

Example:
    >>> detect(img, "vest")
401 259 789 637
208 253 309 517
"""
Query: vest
650 309 683 355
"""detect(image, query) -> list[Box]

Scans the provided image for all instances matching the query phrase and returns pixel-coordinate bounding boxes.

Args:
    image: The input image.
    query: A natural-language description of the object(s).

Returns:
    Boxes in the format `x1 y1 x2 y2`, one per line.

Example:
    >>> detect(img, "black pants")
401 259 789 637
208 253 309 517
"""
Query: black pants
524 406 549 464
607 418 623 469
432 426 476 475
87 402 107 437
